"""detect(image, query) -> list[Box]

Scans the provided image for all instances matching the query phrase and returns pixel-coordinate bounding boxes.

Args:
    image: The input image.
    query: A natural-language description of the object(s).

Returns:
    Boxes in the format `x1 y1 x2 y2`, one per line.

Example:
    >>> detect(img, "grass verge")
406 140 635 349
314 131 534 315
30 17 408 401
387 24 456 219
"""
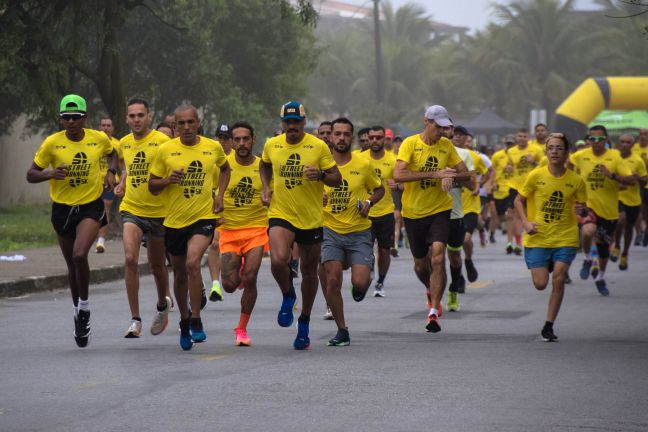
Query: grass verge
0 204 56 252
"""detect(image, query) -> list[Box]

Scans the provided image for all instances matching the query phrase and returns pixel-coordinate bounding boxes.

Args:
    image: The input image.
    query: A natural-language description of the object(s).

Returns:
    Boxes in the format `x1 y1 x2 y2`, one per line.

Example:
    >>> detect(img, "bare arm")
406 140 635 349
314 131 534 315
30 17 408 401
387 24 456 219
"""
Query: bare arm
514 194 537 235
214 161 231 213
359 185 385 217
260 160 273 205
26 162 66 183
393 160 455 183
149 167 184 194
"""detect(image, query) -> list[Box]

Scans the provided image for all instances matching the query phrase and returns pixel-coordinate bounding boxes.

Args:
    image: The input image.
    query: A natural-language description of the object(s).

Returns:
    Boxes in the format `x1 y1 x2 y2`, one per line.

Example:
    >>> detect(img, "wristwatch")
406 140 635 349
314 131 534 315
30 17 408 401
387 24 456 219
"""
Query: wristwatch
365 199 373 207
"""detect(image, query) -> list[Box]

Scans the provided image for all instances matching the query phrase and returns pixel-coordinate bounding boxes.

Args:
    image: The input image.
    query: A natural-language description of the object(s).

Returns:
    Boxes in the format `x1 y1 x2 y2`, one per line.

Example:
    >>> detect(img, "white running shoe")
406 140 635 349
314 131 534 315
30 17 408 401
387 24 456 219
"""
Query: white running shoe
124 319 142 338
150 297 171 335
323 306 333 320
95 237 105 253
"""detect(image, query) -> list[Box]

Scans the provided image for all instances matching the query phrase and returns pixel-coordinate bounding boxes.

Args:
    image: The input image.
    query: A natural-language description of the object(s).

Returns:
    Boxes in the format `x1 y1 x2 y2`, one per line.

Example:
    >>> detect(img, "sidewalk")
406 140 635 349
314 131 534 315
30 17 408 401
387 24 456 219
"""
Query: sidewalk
0 239 149 298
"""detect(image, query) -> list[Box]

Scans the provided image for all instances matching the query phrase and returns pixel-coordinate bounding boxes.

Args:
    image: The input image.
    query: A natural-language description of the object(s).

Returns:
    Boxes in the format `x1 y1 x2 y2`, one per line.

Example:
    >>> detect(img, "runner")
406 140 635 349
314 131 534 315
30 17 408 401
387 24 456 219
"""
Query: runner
393 105 468 333
218 121 268 346
568 125 633 296
26 94 118 347
95 117 121 253
611 134 647 270
113 98 172 338
353 127 370 153
528 123 548 150
317 121 333 149
632 128 648 246
206 124 233 304
260 101 341 350
491 136 516 252
514 133 587 341
156 122 175 139
362 125 398 297
149 105 230 350
321 117 384 346
506 128 544 255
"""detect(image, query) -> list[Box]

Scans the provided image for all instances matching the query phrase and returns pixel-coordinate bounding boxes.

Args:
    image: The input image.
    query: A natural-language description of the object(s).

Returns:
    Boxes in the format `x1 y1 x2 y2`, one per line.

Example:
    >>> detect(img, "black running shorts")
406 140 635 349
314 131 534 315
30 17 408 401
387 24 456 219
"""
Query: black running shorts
51 197 107 238
268 218 323 245
165 219 217 256
370 213 395 249
403 210 451 259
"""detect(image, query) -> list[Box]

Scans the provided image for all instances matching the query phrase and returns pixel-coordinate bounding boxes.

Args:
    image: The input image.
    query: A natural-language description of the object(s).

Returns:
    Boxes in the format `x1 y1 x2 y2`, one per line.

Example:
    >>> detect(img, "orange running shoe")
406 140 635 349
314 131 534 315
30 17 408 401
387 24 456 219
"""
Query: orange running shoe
234 327 251 346
426 314 441 333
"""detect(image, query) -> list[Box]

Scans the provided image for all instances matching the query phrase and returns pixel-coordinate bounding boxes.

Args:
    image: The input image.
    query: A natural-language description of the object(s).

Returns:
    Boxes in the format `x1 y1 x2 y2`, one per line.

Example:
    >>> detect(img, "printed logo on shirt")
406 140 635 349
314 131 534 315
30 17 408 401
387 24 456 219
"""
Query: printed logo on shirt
129 151 149 188
182 160 207 198
280 153 303 190
420 156 439 189
230 176 255 207
541 190 566 223
586 166 606 191
68 152 90 188
329 179 351 214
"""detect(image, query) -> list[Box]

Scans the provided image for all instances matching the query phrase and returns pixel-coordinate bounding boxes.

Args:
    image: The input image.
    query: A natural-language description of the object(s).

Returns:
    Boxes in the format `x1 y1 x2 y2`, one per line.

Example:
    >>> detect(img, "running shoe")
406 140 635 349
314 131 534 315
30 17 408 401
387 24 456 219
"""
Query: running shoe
447 291 460 312
390 247 399 257
426 314 441 333
397 237 404 248
179 318 193 351
150 297 171 336
634 231 643 246
541 327 558 342
351 285 367 302
590 262 599 279
489 232 496 244
234 327 251 346
373 282 385 298
190 317 207 342
619 255 628 271
95 238 105 254
479 230 487 247
579 259 592 280
290 260 299 278
323 306 333 320
168 295 175 311
513 245 522 256
610 247 619 262
457 275 466 294
74 310 91 348
209 280 224 302
124 319 142 338
277 294 296 327
327 328 351 346
506 243 513 254
565 273 572 284
465 259 478 282
595 279 609 296
200 287 208 310
293 320 310 350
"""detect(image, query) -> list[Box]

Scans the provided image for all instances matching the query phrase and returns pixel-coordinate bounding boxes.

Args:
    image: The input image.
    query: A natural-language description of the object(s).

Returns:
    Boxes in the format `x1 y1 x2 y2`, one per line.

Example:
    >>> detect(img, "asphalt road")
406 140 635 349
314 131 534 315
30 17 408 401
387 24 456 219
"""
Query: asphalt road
1 235 647 432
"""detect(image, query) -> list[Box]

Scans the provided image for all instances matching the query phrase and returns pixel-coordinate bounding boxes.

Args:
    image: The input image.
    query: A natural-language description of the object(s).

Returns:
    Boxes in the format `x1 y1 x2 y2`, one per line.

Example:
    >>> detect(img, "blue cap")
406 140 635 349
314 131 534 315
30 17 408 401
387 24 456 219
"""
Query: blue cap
280 101 306 121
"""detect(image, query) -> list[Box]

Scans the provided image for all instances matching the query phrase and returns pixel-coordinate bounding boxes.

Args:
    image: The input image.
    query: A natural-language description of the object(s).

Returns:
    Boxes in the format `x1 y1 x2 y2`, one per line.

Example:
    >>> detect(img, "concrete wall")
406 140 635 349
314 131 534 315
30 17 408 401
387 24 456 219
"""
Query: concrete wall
0 117 49 208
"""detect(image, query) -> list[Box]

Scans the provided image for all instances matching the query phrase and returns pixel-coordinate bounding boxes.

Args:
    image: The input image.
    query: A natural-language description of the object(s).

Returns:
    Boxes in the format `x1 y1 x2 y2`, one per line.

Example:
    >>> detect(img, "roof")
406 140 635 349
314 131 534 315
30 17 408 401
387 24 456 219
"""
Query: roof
463 109 518 134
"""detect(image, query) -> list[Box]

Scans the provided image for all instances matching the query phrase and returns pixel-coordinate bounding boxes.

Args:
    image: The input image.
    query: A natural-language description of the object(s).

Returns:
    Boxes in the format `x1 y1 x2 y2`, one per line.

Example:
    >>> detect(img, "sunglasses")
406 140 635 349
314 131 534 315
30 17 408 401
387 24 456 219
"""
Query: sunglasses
587 136 606 142
60 113 86 121
368 135 384 141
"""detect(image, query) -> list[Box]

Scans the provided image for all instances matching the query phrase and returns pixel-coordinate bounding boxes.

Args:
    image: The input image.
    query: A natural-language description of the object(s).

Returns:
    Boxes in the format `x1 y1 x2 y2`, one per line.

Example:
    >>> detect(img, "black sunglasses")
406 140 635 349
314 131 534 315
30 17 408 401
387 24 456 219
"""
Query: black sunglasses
60 113 86 121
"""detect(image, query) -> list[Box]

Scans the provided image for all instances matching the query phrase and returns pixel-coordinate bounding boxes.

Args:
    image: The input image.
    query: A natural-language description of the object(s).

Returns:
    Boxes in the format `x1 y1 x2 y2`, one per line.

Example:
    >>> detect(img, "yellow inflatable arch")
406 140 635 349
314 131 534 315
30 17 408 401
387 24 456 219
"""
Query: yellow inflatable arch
554 77 648 142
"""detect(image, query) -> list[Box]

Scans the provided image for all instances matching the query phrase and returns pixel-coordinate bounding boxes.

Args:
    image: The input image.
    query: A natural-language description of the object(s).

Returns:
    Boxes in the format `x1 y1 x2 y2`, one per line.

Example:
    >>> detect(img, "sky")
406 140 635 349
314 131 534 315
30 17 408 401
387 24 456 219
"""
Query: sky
344 0 602 32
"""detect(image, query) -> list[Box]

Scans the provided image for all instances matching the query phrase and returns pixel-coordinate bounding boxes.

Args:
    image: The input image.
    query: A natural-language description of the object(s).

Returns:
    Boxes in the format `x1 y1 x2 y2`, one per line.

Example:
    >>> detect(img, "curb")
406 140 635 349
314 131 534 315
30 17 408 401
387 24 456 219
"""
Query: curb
0 262 151 298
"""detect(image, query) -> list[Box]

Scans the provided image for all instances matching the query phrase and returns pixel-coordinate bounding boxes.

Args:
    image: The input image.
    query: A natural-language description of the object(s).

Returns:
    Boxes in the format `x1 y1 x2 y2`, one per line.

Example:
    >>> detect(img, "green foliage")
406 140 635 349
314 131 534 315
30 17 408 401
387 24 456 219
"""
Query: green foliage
0 204 56 252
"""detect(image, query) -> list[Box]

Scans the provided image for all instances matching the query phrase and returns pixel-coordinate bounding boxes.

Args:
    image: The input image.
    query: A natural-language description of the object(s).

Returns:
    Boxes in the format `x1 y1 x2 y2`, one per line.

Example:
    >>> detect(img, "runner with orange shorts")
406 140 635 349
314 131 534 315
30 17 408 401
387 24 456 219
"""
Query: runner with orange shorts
218 121 269 346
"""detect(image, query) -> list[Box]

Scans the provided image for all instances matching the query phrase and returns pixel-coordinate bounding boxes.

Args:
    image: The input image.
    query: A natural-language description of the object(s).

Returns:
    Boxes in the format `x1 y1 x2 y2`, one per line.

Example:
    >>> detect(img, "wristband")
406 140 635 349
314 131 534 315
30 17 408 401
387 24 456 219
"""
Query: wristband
107 168 117 175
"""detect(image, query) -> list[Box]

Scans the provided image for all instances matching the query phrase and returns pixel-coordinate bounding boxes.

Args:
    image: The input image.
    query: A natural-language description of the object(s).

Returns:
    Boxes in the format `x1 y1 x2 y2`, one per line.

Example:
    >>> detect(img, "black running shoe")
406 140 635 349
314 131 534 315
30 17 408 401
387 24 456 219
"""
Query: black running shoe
327 328 351 346
351 285 367 302
541 327 558 342
489 232 496 243
457 275 466 294
74 310 91 348
465 259 478 282
200 288 207 310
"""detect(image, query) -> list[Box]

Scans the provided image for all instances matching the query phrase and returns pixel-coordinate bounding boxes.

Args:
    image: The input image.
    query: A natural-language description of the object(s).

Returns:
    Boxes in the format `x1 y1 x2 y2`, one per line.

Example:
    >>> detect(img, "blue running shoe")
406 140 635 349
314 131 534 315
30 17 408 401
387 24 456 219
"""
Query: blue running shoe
277 295 296 327
595 279 609 296
179 318 193 351
293 320 310 350
190 317 207 342
579 259 592 280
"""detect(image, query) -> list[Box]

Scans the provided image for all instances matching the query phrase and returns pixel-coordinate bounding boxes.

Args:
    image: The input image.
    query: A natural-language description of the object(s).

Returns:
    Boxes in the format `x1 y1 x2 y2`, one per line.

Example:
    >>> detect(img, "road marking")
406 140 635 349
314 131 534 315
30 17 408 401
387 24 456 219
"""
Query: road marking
196 354 227 362
468 280 493 289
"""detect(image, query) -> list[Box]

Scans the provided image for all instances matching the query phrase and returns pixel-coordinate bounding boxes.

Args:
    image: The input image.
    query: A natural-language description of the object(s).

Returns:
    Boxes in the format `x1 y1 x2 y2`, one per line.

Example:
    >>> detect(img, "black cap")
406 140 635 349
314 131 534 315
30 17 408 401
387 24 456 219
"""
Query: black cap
454 125 469 136
216 124 231 138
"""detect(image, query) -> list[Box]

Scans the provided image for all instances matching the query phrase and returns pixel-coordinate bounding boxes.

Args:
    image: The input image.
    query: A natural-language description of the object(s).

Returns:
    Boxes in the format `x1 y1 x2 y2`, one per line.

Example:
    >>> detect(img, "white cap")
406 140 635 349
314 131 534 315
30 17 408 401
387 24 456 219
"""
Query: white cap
424 105 452 127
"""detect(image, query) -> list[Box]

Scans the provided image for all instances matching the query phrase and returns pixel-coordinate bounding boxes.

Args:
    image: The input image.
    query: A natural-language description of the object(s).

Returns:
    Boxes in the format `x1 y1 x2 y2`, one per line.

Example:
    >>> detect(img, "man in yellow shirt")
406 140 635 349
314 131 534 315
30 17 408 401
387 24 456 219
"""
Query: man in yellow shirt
514 133 587 341
362 125 398 297
113 98 171 339
95 117 121 253
27 94 118 348
260 101 342 350
217 122 268 347
491 136 516 252
611 134 647 270
149 105 231 350
321 118 384 346
528 123 548 150
568 125 634 296
393 105 468 333
632 128 648 246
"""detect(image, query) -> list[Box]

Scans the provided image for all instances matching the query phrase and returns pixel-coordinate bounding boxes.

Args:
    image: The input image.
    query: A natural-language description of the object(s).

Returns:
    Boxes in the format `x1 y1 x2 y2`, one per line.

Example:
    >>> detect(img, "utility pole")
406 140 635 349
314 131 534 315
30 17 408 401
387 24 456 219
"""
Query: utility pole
373 0 384 104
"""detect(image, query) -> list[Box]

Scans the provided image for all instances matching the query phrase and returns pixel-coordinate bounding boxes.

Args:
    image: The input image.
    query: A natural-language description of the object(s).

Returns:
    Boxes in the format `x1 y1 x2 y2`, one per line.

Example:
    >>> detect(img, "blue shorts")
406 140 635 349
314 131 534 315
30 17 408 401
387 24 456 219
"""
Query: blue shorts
524 247 577 269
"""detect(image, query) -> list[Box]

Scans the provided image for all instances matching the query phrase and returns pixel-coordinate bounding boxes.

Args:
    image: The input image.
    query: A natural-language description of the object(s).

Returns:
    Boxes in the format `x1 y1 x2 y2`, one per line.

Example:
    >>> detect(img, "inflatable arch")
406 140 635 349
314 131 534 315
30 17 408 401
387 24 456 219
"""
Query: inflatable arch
554 77 648 142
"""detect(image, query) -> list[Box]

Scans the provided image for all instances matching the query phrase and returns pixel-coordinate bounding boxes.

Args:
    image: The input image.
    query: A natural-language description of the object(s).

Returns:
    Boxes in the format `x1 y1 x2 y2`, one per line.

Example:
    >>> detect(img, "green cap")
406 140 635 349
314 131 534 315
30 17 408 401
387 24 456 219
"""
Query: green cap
59 94 87 113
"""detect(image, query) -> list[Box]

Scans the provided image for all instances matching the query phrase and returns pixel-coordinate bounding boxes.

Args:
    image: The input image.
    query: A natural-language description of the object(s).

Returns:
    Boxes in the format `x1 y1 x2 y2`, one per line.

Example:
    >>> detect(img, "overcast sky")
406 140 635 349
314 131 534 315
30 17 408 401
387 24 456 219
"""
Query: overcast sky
345 0 602 32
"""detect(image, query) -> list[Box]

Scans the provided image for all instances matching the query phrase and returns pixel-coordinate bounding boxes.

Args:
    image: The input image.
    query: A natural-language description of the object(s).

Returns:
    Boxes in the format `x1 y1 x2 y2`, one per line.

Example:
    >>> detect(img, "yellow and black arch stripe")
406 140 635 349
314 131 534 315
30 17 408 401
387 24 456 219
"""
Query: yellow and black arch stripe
554 76 648 142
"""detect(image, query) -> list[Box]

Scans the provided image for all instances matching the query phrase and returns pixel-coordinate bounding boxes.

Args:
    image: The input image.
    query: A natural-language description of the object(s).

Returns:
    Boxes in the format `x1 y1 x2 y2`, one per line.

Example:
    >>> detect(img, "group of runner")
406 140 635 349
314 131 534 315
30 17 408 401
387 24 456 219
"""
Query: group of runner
27 94 648 350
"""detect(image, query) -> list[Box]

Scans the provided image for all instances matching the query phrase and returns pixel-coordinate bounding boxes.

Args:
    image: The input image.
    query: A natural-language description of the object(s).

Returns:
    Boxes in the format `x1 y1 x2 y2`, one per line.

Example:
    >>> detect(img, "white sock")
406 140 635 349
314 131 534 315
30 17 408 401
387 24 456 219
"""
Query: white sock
584 252 591 261
97 236 105 243
595 271 605 281
78 299 89 311
428 307 438 317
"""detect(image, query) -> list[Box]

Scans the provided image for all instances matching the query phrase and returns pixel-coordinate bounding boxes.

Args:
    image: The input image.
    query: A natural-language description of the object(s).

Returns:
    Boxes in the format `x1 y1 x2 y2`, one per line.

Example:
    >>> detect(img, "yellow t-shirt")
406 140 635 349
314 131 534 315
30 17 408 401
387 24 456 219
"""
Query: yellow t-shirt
361 151 397 217
396 134 463 219
569 147 632 220
528 139 545 151
520 166 587 248
632 143 648 189
99 136 120 171
461 149 488 215
150 136 227 228
617 151 646 207
33 129 113 205
324 154 381 234
491 149 513 200
261 133 336 229
221 153 268 230
507 144 544 190
118 130 170 218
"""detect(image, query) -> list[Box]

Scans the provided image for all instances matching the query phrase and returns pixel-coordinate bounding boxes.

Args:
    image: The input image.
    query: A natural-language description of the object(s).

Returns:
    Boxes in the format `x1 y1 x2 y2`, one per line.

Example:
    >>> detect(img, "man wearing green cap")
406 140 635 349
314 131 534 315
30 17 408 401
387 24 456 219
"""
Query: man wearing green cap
27 94 118 348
